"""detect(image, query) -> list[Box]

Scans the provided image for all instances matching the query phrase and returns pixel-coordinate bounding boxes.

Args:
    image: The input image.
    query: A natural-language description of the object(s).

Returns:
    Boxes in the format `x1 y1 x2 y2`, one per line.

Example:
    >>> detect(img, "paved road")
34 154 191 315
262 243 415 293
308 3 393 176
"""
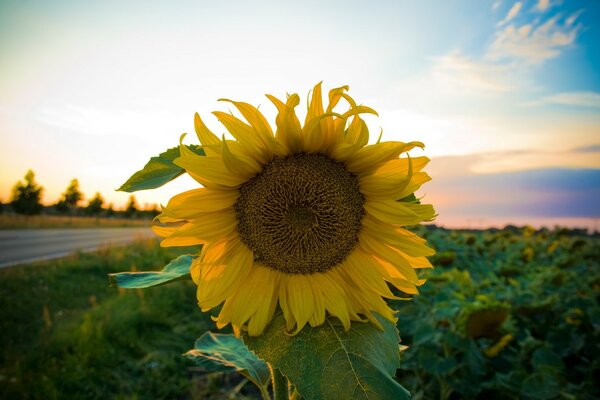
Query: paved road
0 228 155 268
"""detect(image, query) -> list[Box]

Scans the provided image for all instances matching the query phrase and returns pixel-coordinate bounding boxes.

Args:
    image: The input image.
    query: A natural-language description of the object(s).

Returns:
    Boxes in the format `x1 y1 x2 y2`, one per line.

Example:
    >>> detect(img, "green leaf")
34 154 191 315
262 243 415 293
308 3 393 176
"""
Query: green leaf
244 313 410 400
185 332 271 392
117 145 205 192
398 193 420 204
108 255 195 288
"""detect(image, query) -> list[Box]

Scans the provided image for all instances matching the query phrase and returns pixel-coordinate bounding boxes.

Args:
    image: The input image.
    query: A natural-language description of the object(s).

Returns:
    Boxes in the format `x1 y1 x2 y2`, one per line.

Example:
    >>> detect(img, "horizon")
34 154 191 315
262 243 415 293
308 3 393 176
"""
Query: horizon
1 0 599 229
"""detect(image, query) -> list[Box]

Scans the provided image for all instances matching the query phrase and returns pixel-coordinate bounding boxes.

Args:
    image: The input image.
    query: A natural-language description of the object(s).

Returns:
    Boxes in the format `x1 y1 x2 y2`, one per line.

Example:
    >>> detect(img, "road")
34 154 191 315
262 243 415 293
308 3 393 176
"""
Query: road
0 228 155 269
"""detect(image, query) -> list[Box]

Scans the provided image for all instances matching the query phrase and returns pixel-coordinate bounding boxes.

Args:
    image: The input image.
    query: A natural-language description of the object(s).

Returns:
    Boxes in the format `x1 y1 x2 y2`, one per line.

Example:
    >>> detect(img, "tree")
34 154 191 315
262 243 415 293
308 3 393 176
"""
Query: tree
11 170 44 215
86 192 104 216
56 178 83 214
125 195 138 217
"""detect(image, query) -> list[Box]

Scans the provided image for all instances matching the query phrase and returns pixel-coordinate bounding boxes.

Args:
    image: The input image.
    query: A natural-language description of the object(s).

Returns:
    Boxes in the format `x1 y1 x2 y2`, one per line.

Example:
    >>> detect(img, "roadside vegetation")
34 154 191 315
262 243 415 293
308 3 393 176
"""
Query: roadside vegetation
0 214 151 229
0 169 159 229
0 239 257 399
0 226 598 399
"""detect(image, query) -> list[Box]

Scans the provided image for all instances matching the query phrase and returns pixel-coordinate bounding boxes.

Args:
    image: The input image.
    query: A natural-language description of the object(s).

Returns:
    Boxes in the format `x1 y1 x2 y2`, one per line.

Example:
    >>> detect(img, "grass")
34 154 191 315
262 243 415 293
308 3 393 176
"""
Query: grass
1 227 597 399
0 239 260 400
0 214 151 229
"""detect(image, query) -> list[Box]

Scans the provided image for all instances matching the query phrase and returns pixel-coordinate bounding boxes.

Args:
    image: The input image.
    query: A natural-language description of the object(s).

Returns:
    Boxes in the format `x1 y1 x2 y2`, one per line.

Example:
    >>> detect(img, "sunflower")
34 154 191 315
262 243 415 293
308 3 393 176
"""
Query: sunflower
154 83 436 336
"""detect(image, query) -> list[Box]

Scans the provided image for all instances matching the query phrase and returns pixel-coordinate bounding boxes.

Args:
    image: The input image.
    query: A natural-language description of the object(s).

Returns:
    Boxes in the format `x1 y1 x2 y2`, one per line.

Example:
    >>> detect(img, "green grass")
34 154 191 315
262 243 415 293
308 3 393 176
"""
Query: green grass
1 228 598 399
0 214 151 229
0 239 259 400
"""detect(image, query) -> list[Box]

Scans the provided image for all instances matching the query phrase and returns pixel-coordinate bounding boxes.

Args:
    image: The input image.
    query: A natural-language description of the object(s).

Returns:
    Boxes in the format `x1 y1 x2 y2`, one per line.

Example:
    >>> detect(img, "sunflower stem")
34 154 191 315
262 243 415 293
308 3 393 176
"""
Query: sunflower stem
269 363 289 400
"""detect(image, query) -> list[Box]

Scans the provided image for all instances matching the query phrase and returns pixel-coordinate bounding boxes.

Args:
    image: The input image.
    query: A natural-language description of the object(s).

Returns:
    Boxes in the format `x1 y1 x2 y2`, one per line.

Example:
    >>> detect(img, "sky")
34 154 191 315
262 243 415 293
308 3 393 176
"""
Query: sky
0 0 599 228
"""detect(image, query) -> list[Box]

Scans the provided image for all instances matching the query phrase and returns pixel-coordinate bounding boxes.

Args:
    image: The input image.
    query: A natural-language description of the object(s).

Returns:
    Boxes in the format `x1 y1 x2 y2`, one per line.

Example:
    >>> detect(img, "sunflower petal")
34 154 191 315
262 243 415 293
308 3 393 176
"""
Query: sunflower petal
345 141 424 174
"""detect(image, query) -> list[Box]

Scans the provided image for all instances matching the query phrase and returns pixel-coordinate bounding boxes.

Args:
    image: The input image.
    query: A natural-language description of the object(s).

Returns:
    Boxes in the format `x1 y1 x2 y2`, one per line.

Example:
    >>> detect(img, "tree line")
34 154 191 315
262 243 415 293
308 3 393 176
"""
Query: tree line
1 170 159 219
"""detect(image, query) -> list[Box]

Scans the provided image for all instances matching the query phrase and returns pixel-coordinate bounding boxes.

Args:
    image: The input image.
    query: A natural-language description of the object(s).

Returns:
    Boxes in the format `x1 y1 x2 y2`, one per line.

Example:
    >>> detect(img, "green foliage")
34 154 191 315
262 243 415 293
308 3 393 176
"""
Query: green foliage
2 227 598 399
109 254 196 288
125 194 138 217
118 145 205 193
186 332 271 396
0 239 261 400
63 178 83 206
396 226 600 400
85 192 105 215
10 169 44 215
56 178 84 214
244 313 410 400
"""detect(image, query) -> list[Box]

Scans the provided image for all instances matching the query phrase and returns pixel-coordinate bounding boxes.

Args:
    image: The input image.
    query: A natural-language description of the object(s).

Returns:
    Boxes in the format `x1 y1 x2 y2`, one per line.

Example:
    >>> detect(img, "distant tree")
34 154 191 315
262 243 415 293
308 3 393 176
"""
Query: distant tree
56 179 83 214
125 195 138 218
11 170 44 215
147 203 160 217
106 203 115 217
85 192 104 216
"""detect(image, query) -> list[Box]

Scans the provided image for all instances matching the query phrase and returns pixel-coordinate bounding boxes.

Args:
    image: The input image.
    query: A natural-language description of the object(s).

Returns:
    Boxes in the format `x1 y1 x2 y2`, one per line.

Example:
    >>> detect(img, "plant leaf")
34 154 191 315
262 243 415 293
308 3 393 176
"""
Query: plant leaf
244 313 410 400
185 332 271 391
118 145 205 192
108 255 195 288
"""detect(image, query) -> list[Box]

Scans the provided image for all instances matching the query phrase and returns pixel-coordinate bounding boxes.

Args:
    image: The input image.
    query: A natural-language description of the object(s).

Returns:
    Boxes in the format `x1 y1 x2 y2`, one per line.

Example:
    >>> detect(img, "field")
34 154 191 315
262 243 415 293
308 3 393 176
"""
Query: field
0 214 151 229
0 227 598 399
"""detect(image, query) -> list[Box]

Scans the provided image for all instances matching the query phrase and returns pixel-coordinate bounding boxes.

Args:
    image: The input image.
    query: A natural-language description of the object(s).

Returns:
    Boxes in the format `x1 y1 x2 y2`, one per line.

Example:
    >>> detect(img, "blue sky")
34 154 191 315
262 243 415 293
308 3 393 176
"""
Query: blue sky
0 0 598 227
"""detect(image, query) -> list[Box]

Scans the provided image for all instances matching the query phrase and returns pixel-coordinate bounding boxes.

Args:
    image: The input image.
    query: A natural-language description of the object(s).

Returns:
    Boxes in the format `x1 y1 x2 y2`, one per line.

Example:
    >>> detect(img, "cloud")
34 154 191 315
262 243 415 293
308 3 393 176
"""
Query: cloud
428 167 600 218
427 147 600 178
430 53 516 92
492 1 502 11
573 144 600 153
488 14 582 63
536 0 550 12
498 2 522 26
35 103 184 138
542 92 600 108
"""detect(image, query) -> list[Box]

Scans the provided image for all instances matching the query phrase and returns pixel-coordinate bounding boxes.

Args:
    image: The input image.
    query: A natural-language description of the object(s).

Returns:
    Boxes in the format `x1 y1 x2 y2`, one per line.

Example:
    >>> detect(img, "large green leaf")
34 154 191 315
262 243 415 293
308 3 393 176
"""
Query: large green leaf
118 145 205 192
244 313 410 400
185 332 271 393
108 255 195 288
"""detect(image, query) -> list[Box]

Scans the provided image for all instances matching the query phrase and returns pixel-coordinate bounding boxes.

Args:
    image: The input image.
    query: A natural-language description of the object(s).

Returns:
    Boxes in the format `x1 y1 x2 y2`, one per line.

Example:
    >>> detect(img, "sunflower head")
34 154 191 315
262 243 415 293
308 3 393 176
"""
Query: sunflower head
154 83 436 336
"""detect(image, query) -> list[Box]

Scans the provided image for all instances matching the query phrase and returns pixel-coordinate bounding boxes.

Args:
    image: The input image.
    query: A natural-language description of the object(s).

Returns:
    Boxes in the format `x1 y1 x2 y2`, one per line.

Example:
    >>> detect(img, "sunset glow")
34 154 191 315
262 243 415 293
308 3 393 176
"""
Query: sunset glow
1 0 598 228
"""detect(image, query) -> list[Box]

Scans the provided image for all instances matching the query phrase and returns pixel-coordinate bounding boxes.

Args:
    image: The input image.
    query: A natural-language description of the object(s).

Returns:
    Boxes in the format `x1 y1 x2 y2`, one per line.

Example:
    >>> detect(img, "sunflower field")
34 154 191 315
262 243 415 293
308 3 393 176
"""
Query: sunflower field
395 225 599 400
0 226 598 399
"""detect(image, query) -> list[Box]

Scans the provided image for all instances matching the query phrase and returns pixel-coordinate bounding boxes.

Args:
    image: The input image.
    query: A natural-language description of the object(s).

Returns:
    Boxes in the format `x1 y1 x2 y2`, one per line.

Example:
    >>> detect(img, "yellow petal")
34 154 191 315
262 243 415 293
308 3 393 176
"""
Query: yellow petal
162 188 238 220
286 274 314 334
219 99 274 138
221 136 262 178
194 113 221 156
359 232 419 284
212 111 270 163
364 199 424 226
266 93 302 153
313 272 352 330
342 253 400 299
345 141 424 174
175 143 246 188
362 215 435 257
304 82 325 126
167 209 237 242
397 172 432 199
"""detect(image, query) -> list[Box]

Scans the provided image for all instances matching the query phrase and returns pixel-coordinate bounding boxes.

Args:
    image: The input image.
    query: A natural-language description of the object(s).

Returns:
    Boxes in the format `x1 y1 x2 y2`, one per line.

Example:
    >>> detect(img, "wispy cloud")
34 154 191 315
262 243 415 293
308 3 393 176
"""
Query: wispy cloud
498 2 522 26
536 0 551 12
542 92 600 108
35 104 183 138
430 3 585 96
430 53 516 92
573 144 600 153
488 14 582 63
428 147 600 178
